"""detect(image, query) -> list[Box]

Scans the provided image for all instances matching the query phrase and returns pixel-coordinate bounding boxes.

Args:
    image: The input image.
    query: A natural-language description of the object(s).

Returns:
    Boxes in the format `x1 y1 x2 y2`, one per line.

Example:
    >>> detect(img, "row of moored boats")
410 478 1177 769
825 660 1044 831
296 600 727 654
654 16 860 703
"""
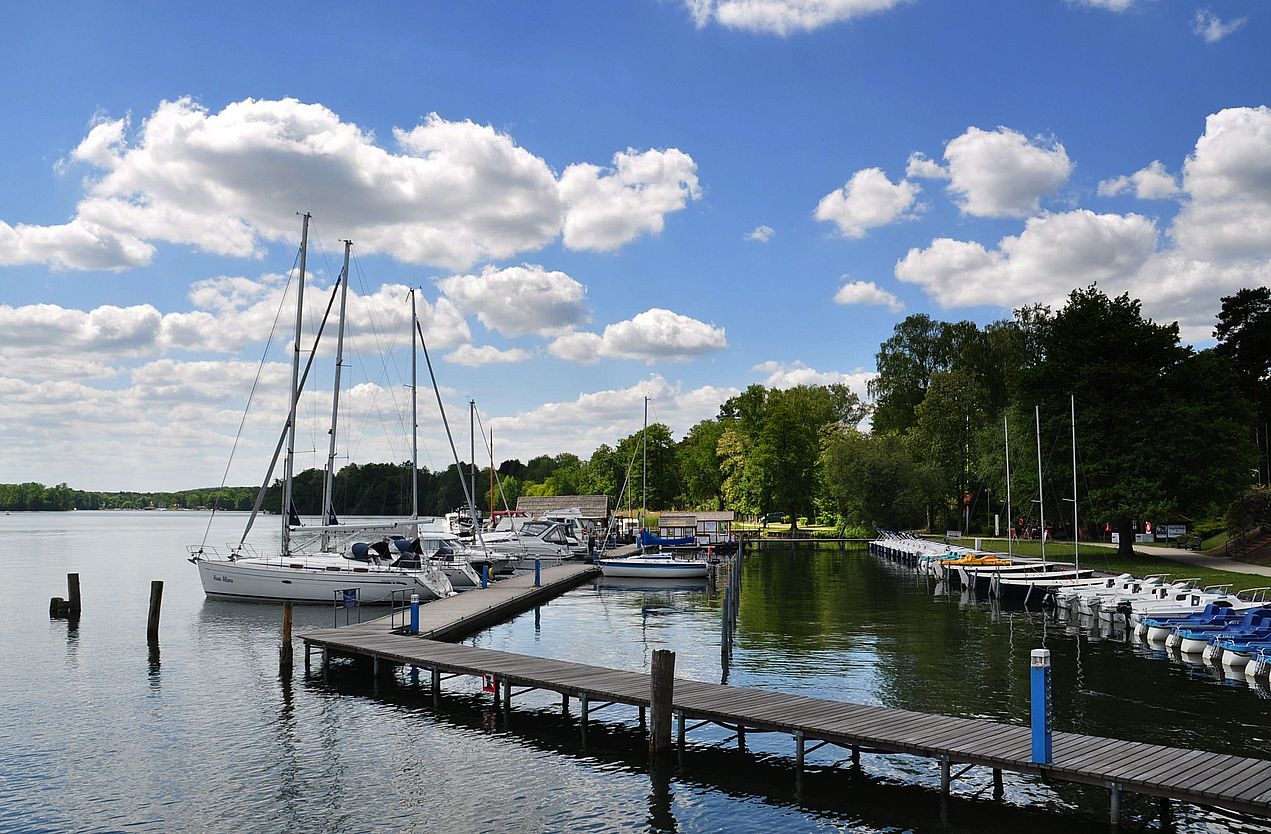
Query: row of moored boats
870 532 1271 681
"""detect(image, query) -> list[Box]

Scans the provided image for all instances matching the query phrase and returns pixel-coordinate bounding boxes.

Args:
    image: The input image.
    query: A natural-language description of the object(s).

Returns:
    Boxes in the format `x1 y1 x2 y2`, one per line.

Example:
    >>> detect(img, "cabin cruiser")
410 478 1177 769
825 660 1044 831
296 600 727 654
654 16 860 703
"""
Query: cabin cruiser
485 520 575 564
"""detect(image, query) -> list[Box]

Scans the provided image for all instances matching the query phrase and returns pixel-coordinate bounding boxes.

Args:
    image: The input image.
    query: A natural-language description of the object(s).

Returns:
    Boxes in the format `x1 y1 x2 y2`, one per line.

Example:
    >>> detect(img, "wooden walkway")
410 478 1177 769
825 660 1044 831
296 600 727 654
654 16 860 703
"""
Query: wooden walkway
299 633 1271 822
303 562 599 643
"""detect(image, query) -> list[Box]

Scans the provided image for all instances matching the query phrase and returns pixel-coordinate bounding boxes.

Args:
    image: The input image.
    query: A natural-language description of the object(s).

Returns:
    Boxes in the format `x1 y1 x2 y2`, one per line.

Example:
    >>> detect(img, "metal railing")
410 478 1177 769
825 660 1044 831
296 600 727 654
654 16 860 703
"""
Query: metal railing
331 588 363 627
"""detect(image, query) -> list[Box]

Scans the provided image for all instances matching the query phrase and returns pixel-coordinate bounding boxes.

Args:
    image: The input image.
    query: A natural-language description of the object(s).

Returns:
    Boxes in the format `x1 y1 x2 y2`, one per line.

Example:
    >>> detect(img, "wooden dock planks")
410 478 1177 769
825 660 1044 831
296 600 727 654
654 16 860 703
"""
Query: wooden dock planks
299 560 1271 820
299 630 1271 818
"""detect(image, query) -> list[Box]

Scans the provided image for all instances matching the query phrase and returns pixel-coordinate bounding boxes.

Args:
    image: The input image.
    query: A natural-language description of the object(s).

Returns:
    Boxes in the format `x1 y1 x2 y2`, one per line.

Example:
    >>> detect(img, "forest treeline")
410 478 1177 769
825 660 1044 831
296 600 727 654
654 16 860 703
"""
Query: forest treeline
8 285 1270 557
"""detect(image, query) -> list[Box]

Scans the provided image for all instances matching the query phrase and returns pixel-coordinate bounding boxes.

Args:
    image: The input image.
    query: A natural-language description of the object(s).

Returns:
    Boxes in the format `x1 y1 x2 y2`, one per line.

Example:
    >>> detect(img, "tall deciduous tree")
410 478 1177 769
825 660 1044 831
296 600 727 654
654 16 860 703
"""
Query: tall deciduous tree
1024 285 1256 555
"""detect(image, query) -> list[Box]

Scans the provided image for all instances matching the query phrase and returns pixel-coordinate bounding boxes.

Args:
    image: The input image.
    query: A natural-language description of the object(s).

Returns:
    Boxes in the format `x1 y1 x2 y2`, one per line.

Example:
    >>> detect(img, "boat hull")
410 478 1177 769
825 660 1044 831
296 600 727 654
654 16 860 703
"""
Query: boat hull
596 560 709 579
195 557 448 604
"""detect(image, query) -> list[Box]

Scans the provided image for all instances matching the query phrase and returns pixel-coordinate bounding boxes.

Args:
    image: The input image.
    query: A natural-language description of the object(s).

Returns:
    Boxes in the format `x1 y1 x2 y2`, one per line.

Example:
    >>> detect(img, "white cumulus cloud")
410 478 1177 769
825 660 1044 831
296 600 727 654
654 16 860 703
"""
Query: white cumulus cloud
1097 160 1180 199
752 360 875 399
558 148 701 251
896 209 1159 308
549 308 727 365
815 167 922 238
833 279 903 312
438 264 588 337
443 344 532 367
684 0 908 35
489 374 738 461
7 97 701 272
1069 0 1134 11
912 126 1073 218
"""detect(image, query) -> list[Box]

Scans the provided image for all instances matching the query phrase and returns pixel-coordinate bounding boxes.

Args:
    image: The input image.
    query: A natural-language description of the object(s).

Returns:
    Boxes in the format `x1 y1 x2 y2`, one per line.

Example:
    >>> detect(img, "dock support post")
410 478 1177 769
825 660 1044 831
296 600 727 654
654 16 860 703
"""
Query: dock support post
851 745 860 766
304 642 311 674
409 594 420 634
280 601 293 672
502 678 512 710
581 693 589 746
67 573 81 619
146 580 164 645
639 705 646 730
795 731 805 773
677 711 685 751
649 649 675 757
431 668 441 706
737 724 746 753
1109 783 1121 828
1158 797 1171 827
321 648 330 678
940 756 950 796
992 768 1004 800
561 693 569 714
1030 648 1053 765
534 558 541 587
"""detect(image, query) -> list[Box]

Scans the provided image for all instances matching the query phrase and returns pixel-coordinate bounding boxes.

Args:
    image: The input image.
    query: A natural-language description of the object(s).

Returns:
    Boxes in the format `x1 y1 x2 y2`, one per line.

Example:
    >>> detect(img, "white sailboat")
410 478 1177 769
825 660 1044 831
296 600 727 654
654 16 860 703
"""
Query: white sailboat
188 219 454 604
598 397 709 579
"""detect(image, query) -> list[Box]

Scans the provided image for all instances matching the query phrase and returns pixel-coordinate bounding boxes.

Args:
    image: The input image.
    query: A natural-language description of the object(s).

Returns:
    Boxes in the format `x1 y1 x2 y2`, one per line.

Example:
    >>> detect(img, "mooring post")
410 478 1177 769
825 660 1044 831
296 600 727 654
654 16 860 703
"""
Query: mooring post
1110 783 1121 828
534 558 541 587
409 593 420 634
1030 649 1053 765
146 580 164 645
481 564 489 589
49 597 64 618
649 649 675 757
279 601 293 672
67 573 81 619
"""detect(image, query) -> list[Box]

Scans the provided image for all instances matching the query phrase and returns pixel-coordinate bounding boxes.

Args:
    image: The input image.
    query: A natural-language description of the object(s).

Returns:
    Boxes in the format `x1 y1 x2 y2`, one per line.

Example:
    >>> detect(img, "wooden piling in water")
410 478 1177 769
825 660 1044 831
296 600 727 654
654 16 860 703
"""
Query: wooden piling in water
49 597 64 618
146 580 163 644
279 601 293 672
649 648 675 757
67 573 81 619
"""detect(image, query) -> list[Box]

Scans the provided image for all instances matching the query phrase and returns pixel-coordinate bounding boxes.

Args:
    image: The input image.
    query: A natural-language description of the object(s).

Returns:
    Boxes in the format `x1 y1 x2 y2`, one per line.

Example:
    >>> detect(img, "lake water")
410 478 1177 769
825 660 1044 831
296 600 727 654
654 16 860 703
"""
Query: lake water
2 511 1268 833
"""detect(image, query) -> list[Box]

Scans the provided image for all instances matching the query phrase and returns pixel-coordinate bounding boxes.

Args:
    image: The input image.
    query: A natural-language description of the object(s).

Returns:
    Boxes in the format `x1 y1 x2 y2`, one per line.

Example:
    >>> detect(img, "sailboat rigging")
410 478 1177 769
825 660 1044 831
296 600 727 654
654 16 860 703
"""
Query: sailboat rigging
187 216 455 603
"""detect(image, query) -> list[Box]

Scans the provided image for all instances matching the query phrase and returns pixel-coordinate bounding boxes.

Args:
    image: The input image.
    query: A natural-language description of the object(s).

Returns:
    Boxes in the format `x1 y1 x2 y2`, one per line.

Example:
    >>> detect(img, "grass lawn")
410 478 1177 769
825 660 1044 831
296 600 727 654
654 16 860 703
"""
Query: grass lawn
931 538 1271 593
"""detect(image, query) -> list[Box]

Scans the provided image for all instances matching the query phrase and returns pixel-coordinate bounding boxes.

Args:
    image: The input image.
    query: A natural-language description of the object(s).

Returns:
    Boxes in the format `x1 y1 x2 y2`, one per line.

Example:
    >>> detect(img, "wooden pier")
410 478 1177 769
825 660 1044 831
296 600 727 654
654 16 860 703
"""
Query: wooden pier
305 562 600 643
297 632 1271 822
299 555 1271 825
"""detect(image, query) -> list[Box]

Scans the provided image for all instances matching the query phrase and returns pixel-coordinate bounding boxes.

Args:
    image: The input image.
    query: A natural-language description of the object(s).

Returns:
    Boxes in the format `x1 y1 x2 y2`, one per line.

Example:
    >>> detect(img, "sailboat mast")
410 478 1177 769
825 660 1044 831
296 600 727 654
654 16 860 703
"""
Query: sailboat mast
1035 404 1046 566
281 212 310 556
319 240 351 551
1071 394 1080 575
642 395 648 532
489 427 494 522
410 288 419 535
470 399 476 530
1004 414 1013 559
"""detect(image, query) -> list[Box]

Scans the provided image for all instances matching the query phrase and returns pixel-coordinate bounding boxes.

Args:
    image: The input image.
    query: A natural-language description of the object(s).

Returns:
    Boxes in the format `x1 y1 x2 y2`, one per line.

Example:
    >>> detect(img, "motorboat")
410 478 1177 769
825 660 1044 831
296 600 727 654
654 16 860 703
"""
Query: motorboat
486 520 575 562
597 552 710 579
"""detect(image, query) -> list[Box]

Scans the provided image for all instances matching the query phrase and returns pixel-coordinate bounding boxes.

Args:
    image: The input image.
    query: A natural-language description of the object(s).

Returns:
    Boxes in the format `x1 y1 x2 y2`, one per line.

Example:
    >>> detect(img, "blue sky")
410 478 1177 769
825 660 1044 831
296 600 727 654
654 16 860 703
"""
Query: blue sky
2 0 1269 490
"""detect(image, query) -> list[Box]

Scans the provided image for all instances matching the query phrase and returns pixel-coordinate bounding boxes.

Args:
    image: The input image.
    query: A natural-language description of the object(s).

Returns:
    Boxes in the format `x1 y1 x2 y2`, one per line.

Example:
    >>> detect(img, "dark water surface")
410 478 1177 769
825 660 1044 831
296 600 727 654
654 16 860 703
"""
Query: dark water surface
2 512 1267 833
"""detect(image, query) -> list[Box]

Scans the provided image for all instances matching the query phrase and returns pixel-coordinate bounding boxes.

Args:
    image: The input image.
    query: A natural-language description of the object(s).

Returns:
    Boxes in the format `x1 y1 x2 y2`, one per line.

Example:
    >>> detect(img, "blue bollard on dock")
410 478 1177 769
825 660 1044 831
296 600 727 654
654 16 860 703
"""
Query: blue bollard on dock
534 558 541 587
481 563 489 589
409 593 420 634
1030 648 1052 765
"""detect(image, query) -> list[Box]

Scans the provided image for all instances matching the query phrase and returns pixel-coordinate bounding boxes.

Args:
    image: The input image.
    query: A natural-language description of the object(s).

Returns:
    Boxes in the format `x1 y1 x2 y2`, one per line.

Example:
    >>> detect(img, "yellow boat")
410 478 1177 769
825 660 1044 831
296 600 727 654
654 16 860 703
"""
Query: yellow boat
939 552 1012 567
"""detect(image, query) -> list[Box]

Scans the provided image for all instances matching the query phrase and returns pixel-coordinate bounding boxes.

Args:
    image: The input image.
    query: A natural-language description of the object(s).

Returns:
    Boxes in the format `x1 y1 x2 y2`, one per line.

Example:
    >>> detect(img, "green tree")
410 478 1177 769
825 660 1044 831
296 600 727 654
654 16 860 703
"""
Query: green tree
1023 285 1257 555
820 428 940 529
676 419 725 508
